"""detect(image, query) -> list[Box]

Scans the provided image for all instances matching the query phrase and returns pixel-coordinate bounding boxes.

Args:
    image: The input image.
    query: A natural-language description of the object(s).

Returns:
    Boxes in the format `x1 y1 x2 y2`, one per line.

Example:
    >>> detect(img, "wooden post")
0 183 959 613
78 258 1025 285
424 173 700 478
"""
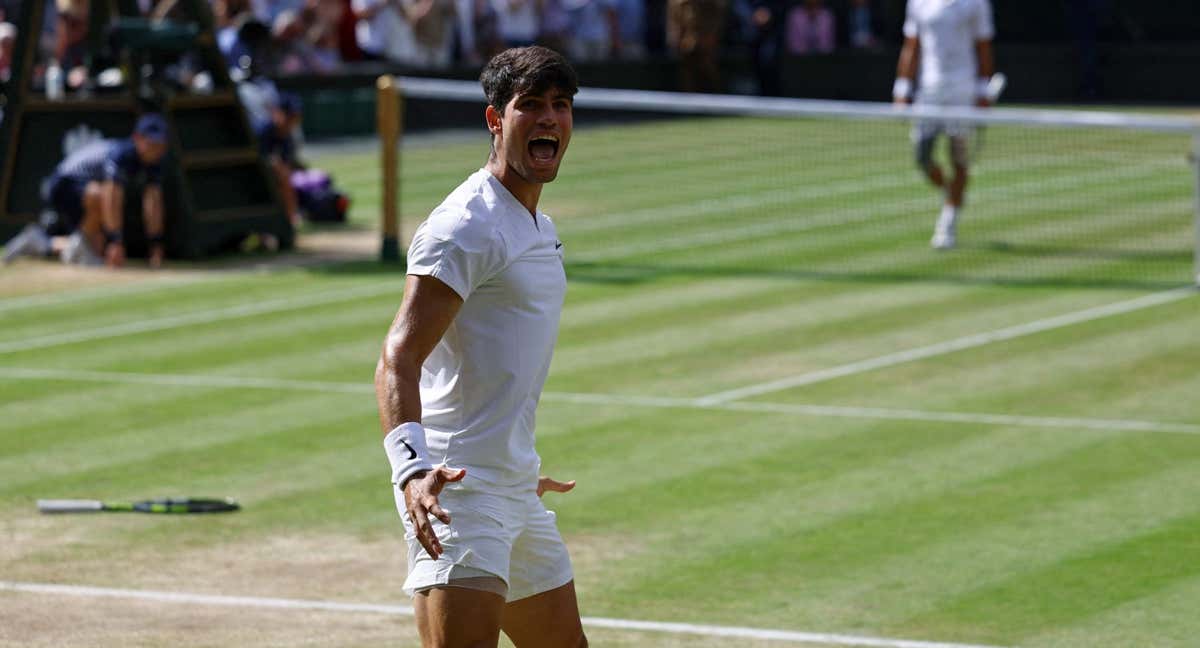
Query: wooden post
377 75 403 262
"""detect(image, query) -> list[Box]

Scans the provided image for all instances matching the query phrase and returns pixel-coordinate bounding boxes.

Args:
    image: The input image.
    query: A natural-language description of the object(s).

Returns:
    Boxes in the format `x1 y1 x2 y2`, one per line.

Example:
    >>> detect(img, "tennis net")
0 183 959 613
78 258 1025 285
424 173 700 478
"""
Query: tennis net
379 77 1200 288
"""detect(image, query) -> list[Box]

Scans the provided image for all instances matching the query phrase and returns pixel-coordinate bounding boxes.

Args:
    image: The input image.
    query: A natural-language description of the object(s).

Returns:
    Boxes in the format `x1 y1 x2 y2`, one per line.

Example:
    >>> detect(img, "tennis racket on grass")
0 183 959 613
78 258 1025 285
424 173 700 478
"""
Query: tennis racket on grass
37 498 240 514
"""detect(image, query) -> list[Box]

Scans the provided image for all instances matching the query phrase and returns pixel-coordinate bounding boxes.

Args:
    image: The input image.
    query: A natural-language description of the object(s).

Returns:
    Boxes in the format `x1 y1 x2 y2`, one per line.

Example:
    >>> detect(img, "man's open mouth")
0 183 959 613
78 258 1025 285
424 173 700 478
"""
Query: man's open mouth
529 135 559 162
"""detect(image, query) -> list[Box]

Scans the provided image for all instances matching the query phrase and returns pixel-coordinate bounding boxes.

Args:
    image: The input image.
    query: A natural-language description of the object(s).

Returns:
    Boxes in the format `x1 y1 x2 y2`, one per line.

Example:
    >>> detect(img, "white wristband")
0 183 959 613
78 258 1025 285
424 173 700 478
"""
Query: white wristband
975 78 991 99
384 422 435 489
893 77 913 100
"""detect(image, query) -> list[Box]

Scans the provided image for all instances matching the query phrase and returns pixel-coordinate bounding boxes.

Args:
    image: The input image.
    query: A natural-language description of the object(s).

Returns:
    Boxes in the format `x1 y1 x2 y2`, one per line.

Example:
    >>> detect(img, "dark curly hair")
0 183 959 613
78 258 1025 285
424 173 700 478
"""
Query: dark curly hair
480 46 579 115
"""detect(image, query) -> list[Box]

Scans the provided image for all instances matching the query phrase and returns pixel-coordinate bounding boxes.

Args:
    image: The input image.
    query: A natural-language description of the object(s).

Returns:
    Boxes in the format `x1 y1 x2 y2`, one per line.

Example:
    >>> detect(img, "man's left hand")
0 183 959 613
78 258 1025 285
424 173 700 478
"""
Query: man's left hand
537 476 576 497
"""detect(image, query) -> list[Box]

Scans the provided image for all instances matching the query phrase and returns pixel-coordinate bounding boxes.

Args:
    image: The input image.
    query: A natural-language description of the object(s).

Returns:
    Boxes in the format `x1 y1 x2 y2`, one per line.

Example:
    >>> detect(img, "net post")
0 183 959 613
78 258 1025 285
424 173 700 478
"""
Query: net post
377 75 403 263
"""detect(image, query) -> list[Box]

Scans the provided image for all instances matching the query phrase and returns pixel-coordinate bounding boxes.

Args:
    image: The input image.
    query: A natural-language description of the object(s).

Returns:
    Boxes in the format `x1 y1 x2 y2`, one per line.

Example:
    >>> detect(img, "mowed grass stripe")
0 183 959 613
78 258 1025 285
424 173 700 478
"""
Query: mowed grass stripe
554 146 1091 241
895 508 1200 643
791 453 1200 632
549 280 993 386
0 274 379 342
793 294 1200 419
570 424 1114 627
596 431 1200 632
0 281 401 356
569 286 1133 398
612 172 1182 279
1 391 374 492
1 286 401 367
52 298 395 376
1025 576 1200 647
643 164 1187 281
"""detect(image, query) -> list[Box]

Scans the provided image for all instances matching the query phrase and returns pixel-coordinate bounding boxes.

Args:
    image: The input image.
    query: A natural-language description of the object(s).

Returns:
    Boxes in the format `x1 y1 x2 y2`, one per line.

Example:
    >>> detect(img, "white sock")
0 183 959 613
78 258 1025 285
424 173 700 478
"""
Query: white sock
936 205 959 233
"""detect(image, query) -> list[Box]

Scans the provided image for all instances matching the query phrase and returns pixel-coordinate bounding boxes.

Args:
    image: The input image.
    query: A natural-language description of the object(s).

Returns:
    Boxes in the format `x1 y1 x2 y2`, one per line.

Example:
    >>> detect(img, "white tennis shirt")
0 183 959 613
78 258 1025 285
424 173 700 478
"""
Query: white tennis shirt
903 0 994 96
406 169 567 487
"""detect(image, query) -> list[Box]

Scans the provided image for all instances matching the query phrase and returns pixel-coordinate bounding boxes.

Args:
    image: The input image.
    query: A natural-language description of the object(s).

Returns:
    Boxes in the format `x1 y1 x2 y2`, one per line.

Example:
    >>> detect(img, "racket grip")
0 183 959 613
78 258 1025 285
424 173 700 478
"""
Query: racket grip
37 499 104 513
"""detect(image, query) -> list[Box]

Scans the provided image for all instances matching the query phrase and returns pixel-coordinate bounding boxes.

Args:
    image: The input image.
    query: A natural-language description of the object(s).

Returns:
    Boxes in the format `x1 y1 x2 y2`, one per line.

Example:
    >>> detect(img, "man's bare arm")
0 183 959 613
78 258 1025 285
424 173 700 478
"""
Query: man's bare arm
376 273 465 559
894 36 919 104
975 39 995 106
375 274 463 434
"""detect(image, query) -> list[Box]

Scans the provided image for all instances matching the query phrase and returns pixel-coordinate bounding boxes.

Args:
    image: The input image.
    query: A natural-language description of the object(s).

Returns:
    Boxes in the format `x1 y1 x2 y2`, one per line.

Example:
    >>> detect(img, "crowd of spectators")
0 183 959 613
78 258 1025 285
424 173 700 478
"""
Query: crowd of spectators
0 0 887 94
207 0 884 79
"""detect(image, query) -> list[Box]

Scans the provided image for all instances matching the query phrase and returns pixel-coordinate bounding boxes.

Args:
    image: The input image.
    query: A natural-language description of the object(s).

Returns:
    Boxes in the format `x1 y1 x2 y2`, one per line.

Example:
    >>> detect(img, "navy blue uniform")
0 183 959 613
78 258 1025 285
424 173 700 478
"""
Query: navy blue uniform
255 119 297 167
42 139 163 235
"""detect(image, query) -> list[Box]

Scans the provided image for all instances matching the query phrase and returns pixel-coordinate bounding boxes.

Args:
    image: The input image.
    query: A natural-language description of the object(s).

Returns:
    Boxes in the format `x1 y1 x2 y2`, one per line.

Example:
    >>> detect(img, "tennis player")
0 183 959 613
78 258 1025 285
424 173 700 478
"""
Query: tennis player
374 46 586 648
893 0 995 249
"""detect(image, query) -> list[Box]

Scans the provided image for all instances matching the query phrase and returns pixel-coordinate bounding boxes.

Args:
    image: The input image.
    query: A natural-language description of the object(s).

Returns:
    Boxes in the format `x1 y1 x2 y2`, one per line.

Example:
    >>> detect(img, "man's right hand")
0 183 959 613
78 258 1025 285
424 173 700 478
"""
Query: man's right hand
403 465 467 559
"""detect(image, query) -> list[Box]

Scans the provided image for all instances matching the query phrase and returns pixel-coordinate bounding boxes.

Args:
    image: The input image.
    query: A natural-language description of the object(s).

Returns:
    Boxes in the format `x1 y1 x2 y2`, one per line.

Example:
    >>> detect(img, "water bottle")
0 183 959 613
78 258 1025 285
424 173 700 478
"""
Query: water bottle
45 60 64 100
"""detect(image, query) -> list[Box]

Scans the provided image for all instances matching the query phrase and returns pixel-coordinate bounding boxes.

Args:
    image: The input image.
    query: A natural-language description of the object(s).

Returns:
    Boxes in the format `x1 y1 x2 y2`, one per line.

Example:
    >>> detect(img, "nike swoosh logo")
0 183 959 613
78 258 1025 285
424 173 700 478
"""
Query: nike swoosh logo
399 439 416 460
555 241 563 250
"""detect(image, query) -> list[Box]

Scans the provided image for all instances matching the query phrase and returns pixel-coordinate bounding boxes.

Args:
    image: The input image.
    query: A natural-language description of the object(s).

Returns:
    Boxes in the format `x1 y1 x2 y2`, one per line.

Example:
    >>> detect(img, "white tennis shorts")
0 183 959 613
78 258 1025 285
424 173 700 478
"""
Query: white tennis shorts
395 474 574 602
913 85 977 140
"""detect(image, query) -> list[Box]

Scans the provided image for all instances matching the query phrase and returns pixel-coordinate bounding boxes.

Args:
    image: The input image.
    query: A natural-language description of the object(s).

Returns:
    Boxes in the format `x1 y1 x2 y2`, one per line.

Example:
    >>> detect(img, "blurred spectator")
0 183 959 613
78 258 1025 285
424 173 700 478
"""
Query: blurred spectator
470 0 502 59
259 0 306 24
335 0 364 61
352 0 417 62
0 22 15 82
667 0 726 92
255 92 303 225
612 0 646 59
53 0 90 90
565 0 617 62
537 0 570 54
220 14 271 76
786 0 834 55
269 5 341 72
847 0 876 49
748 0 784 95
4 114 169 268
306 0 346 68
491 0 537 48
214 0 253 28
405 0 456 69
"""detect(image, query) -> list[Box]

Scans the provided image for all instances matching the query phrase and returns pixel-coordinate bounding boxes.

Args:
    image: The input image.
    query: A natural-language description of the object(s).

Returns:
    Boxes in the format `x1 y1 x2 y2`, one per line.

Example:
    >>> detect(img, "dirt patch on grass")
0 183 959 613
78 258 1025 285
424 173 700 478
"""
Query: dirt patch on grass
0 228 383 299
0 591 411 648
1 523 726 647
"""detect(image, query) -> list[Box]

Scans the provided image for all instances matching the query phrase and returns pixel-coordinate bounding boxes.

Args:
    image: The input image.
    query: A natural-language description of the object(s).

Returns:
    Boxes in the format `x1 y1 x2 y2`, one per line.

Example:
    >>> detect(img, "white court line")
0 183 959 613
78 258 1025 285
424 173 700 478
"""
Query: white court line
0 581 1005 648
696 287 1196 405
0 282 399 355
3 366 1197 435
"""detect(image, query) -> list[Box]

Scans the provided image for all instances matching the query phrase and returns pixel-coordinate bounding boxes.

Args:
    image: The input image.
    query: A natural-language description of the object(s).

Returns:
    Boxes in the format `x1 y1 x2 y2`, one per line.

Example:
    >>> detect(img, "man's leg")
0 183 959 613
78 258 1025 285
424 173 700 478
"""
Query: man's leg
272 158 301 226
501 580 586 648
80 182 106 252
931 135 972 249
413 585 506 648
92 180 126 267
142 184 165 268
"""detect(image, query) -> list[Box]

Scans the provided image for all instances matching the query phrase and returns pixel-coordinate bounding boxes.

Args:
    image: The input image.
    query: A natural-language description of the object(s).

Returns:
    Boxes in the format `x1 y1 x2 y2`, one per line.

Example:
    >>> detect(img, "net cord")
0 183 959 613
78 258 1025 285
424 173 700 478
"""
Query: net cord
390 77 1200 134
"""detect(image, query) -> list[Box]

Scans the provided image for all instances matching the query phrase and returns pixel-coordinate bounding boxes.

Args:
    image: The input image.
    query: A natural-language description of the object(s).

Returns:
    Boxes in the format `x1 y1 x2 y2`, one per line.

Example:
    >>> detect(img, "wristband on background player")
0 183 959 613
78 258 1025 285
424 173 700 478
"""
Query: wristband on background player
384 422 435 490
892 77 913 101
975 77 991 100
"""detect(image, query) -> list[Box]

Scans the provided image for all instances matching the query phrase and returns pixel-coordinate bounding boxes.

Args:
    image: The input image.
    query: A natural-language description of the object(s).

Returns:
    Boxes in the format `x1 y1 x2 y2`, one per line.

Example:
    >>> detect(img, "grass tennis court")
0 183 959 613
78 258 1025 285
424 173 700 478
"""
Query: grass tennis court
3 114 1200 647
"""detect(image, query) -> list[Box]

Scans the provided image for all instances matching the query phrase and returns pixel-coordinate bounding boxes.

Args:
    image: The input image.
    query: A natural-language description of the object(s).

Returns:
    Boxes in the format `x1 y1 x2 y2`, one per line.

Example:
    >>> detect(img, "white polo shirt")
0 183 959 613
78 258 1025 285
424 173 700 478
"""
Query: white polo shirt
903 0 994 99
407 169 567 488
